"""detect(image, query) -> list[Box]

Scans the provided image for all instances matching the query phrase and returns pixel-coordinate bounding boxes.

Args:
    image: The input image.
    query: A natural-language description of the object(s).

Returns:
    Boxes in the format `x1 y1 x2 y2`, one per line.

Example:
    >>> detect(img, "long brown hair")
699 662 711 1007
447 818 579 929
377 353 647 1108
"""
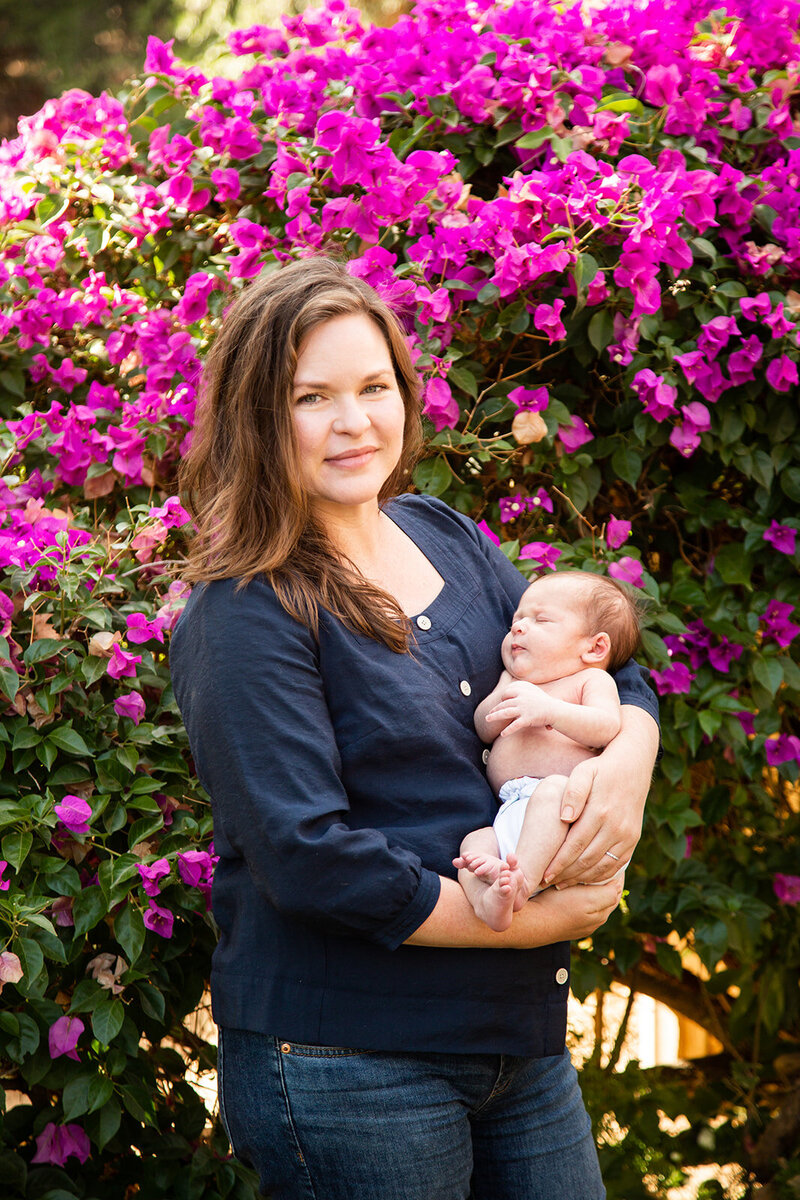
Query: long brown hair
179 257 424 651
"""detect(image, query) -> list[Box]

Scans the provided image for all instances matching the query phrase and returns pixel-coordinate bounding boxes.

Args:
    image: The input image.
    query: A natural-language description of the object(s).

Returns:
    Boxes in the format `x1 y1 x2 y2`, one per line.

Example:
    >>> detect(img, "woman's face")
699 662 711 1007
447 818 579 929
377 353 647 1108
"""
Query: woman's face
291 313 406 523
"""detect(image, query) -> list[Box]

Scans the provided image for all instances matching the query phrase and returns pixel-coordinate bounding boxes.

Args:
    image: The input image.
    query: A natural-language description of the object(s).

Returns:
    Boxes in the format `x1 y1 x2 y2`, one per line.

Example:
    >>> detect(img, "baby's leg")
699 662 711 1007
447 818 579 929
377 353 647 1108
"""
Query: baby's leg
513 775 572 895
453 828 528 933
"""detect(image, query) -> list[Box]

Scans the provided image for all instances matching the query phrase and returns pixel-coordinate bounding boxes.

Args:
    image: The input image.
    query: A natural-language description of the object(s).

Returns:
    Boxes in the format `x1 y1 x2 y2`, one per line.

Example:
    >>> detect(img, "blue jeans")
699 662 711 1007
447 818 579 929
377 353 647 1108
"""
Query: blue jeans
218 1029 605 1200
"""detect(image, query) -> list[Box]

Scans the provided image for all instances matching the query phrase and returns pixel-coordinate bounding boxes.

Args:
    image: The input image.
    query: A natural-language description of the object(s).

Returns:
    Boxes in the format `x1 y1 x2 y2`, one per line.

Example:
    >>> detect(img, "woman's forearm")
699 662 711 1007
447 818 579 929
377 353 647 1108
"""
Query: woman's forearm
405 875 623 949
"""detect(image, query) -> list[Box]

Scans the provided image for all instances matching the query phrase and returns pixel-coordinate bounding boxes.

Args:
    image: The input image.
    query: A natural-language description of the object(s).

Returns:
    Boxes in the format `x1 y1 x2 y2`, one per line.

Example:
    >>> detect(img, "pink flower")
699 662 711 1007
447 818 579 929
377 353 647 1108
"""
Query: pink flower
508 386 549 412
54 795 92 835
739 293 772 320
137 858 170 898
476 520 500 546
106 645 142 680
519 542 562 570
650 663 694 695
423 377 459 431
210 167 241 202
0 951 23 993
114 692 146 725
773 874 800 905
765 735 800 767
48 1015 84 1061
557 416 593 453
608 557 644 588
0 860 9 891
32 1122 90 1167
532 299 566 343
51 896 74 927
143 899 174 938
149 495 192 529
606 517 631 550
126 613 165 644
644 63 681 107
178 849 214 888
631 369 678 422
763 521 796 556
766 355 799 392
762 601 800 647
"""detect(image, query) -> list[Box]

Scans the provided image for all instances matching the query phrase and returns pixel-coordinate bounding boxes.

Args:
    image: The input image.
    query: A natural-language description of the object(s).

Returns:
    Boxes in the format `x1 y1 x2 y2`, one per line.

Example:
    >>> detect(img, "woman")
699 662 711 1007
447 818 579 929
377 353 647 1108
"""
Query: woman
170 257 659 1200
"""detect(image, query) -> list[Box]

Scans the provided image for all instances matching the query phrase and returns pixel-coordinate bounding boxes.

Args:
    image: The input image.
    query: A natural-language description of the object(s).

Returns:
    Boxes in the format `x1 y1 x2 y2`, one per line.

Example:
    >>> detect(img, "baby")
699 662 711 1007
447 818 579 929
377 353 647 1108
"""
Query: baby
454 570 641 931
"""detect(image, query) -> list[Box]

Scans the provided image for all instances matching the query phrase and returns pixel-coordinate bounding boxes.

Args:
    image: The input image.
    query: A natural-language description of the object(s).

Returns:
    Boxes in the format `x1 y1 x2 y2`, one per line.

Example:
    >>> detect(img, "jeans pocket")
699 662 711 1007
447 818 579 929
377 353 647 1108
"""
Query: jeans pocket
277 1039 377 1059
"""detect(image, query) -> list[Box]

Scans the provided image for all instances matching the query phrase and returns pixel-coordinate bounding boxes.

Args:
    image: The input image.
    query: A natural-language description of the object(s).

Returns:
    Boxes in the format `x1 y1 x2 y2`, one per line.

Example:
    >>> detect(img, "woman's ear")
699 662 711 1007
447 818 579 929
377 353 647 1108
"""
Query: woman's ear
582 631 611 665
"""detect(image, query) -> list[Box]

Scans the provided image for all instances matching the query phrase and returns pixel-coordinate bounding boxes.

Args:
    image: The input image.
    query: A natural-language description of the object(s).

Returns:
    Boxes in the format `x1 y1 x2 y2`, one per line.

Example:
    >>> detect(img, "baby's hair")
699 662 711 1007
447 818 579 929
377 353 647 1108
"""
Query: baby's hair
555 571 643 671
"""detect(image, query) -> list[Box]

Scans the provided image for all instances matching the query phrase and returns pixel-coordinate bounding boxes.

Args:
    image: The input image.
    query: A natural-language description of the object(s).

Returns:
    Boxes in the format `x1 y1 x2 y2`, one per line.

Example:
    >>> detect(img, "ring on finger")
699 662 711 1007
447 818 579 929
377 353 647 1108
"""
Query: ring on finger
604 850 620 861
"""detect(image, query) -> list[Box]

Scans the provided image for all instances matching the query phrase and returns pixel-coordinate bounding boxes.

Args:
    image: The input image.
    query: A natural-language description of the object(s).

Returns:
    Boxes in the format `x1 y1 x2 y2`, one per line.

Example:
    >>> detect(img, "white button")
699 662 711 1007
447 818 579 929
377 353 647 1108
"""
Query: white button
556 968 569 985
416 614 431 630
482 748 490 764
459 680 472 697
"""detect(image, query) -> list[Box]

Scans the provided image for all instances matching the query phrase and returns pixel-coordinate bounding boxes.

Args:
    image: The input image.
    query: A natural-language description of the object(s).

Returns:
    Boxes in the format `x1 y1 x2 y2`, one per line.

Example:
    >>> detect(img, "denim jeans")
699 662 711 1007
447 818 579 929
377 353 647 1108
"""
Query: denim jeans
218 1028 605 1200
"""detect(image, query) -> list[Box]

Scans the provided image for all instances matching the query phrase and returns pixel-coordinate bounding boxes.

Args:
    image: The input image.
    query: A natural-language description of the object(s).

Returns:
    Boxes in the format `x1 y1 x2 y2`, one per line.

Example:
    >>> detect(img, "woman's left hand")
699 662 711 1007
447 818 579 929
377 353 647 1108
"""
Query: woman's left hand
541 705 659 888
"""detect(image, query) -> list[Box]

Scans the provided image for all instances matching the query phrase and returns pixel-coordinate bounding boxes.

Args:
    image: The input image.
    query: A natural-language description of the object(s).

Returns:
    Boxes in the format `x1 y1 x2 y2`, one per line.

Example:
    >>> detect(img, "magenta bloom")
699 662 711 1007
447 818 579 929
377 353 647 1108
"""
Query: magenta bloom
51 896 74 927
0 860 9 891
739 293 772 320
608 557 644 588
631 369 678 422
48 1015 84 1061
508 386 549 412
106 645 142 680
766 355 799 392
126 613 165 644
606 517 631 550
557 416 593 452
54 795 92 835
765 735 800 767
476 520 500 546
773 874 800 905
210 167 241 202
644 63 681 107
114 691 146 725
137 858 171 898
423 377 459 431
532 300 566 344
762 600 800 647
178 849 214 889
143 899 175 938
763 521 796 556
0 951 23 992
32 1122 90 1167
518 542 562 570
650 662 694 695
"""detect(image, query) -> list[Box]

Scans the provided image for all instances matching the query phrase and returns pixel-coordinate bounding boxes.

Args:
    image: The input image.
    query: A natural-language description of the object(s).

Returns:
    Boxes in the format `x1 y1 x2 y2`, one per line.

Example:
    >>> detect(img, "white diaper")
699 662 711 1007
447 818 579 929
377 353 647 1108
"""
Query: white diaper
493 776 542 861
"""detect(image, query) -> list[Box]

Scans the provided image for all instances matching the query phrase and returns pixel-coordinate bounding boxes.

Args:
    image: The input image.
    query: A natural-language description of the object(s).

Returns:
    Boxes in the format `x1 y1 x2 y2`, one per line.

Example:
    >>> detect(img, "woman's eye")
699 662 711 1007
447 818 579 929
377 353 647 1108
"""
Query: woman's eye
296 392 322 406
363 383 387 395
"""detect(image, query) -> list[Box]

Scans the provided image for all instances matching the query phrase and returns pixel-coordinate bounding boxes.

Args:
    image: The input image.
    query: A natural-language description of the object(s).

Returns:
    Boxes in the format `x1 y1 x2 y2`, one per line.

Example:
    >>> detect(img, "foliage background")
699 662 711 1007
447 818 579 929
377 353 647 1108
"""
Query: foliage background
0 0 799 1196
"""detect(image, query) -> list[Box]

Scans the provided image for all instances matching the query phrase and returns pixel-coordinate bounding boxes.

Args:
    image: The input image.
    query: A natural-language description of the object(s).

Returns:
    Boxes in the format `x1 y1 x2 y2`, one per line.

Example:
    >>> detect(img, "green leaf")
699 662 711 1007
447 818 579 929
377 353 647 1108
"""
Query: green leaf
752 656 783 694
780 465 800 502
587 309 614 353
1 829 33 870
413 457 452 498
12 726 41 750
447 365 478 398
515 128 552 150
72 886 107 937
0 667 20 701
138 980 166 1022
13 937 44 990
92 997 125 1044
611 446 642 488
87 1073 115 1114
62 1073 91 1121
115 903 145 965
47 726 91 757
92 1094 122 1150
655 941 684 979
573 252 599 294
713 543 752 587
35 193 70 226
23 638 68 666
128 814 165 848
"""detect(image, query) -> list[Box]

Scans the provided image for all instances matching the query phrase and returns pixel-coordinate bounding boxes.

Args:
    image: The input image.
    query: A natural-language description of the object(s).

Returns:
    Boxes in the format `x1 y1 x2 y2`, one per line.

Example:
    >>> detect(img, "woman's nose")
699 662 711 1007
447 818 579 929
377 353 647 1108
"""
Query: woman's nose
333 395 371 435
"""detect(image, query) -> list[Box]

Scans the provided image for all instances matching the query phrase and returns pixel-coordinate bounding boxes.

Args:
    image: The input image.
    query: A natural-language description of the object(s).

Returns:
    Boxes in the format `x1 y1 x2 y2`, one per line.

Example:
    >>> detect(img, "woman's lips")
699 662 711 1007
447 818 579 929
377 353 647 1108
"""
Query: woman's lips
325 447 377 467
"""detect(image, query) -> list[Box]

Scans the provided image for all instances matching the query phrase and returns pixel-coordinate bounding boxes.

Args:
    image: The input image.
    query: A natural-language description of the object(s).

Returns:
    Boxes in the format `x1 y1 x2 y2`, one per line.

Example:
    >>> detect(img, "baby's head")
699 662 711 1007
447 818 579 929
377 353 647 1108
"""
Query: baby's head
502 570 642 683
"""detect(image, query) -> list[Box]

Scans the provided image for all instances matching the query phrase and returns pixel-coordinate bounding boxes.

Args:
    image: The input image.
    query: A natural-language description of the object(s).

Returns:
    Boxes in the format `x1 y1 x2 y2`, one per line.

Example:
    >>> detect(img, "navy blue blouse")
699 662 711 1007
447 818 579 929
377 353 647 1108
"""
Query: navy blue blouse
170 494 659 1055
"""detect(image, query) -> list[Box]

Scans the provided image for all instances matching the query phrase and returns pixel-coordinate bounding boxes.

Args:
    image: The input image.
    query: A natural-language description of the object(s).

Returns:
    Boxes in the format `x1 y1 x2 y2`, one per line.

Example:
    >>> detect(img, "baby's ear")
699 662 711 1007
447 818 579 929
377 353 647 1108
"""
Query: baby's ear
582 631 611 665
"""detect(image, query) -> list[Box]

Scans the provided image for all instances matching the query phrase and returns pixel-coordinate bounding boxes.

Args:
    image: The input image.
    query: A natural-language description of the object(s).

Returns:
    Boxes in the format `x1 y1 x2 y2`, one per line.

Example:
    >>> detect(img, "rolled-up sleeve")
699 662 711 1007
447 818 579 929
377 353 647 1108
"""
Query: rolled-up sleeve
171 577 441 950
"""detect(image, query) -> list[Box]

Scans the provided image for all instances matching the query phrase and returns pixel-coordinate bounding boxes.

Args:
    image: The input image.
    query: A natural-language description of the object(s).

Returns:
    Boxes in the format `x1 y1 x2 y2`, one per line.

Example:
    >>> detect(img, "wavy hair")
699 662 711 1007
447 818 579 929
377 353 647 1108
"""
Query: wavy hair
179 257 424 651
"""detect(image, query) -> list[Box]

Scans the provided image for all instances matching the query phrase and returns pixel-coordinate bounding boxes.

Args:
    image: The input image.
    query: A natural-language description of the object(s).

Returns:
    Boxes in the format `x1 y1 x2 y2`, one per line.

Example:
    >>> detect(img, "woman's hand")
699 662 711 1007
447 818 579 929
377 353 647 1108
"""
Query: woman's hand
405 873 624 949
541 705 659 888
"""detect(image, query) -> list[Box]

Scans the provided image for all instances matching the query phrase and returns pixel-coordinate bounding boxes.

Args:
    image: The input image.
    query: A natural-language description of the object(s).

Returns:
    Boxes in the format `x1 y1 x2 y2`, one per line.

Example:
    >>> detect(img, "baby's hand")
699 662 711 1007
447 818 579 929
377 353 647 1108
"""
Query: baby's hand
485 680 556 736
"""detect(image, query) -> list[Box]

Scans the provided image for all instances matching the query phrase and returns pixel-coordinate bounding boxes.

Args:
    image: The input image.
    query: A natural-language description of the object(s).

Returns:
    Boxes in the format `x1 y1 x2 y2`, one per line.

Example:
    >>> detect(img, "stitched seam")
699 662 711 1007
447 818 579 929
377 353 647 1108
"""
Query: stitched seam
274 1038 320 1200
470 1056 510 1115
216 1033 237 1155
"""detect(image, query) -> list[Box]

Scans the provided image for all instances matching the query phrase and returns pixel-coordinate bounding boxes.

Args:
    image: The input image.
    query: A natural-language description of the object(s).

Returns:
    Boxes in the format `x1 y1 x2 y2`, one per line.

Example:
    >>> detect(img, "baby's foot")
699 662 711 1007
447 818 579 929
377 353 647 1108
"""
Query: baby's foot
471 854 533 932
452 849 506 884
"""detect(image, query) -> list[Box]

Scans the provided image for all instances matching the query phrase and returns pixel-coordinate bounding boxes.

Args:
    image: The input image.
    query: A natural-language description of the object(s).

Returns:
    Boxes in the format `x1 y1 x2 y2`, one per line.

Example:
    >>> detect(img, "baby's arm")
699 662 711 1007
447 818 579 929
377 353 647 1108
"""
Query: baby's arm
474 670 516 743
487 670 621 748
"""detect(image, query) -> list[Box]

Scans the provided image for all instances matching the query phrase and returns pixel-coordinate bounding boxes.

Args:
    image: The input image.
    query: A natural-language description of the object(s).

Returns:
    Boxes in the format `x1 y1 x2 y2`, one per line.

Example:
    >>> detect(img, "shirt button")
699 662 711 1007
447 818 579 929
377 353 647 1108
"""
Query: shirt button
459 680 472 697
556 968 569 986
416 614 431 630
482 748 490 765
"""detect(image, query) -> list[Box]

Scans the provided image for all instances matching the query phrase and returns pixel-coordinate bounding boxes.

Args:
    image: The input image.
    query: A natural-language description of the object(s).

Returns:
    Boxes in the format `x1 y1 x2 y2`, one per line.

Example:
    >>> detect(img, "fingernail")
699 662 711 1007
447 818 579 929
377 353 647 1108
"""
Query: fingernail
543 874 553 886
562 806 573 822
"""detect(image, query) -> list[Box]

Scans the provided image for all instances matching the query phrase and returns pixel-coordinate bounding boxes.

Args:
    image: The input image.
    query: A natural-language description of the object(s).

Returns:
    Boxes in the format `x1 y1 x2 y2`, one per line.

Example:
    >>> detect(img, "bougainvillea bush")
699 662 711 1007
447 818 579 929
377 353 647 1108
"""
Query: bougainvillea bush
0 0 799 1194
